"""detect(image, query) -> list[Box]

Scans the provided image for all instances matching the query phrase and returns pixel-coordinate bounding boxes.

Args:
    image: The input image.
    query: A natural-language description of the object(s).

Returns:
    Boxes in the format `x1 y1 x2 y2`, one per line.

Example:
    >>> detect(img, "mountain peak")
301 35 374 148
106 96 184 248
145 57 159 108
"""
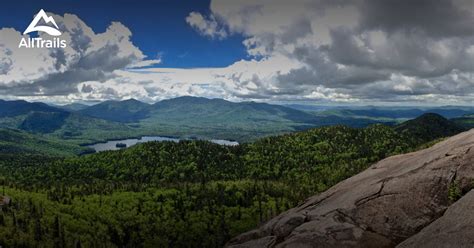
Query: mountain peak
415 112 448 121
79 98 150 123
0 99 64 118
395 112 465 143
122 98 141 103
154 96 232 107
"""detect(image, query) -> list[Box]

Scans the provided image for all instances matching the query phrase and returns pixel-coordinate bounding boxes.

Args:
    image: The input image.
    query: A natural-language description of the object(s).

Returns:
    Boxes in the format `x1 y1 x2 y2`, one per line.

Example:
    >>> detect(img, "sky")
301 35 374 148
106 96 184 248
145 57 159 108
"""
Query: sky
0 0 473 105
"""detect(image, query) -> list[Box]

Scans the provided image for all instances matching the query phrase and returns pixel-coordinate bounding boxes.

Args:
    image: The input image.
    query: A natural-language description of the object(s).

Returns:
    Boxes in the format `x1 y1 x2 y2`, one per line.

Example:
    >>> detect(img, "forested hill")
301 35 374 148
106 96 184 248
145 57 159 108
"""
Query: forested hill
395 113 466 144
77 96 320 124
0 99 63 117
0 97 396 144
0 98 470 146
77 96 390 135
0 128 85 156
79 98 151 123
228 122 474 248
0 113 463 247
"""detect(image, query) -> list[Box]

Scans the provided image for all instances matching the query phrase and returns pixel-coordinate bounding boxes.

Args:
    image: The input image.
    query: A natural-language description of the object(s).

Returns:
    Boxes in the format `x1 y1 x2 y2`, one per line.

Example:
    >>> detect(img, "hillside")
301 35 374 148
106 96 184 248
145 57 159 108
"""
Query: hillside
0 128 86 156
0 98 397 143
3 98 469 144
0 115 462 247
19 111 71 133
141 96 322 140
77 96 320 124
79 98 150 123
0 99 62 117
0 100 138 145
78 96 393 141
312 106 474 120
395 113 466 144
55 103 89 112
0 99 466 150
451 114 474 129
47 113 139 143
227 128 474 247
151 96 318 123
1 111 136 145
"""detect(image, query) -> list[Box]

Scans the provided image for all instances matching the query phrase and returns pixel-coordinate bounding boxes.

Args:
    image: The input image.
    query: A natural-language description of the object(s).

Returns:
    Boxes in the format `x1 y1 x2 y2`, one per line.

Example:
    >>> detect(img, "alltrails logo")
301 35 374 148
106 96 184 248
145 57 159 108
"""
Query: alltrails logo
19 9 67 48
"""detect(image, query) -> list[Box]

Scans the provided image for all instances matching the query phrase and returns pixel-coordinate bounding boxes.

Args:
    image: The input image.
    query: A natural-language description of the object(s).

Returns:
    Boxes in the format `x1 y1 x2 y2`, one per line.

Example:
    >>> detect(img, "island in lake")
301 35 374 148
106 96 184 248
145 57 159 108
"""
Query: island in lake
115 143 127 148
87 136 239 152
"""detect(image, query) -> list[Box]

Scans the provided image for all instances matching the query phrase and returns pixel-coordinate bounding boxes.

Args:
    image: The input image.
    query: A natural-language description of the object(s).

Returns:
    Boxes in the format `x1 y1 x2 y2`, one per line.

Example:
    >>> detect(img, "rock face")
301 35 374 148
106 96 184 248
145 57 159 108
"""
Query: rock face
396 189 474 248
227 129 474 248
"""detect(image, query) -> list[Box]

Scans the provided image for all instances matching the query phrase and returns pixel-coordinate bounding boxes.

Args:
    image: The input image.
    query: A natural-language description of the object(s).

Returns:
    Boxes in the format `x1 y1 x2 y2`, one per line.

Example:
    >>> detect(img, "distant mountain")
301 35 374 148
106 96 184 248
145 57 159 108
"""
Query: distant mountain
75 96 354 141
150 96 319 123
15 112 136 143
451 114 474 129
77 96 319 124
12 98 469 144
0 97 398 143
371 107 474 119
79 98 150 123
313 106 474 119
79 96 391 127
56 103 89 111
284 104 332 112
20 111 71 133
144 96 400 141
0 99 136 143
0 99 63 117
52 113 136 142
395 113 466 143
418 107 474 119
0 99 74 134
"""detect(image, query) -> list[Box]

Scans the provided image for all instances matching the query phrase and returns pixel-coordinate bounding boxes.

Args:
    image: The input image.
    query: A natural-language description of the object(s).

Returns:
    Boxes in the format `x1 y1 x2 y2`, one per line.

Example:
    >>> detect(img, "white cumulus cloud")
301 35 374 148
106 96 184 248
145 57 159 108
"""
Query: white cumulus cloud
186 12 227 39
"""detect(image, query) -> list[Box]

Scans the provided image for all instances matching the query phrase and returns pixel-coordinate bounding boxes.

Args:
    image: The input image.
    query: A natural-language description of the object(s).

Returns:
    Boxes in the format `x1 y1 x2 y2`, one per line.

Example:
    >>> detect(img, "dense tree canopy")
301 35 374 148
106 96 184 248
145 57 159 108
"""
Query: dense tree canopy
0 118 457 247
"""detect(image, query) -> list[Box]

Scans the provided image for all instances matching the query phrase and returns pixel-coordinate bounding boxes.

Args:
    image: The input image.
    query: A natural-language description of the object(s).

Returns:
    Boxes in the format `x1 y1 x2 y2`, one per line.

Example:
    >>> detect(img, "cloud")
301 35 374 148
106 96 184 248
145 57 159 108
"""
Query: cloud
357 0 474 38
180 0 474 104
1 2 474 105
186 12 227 39
0 11 159 97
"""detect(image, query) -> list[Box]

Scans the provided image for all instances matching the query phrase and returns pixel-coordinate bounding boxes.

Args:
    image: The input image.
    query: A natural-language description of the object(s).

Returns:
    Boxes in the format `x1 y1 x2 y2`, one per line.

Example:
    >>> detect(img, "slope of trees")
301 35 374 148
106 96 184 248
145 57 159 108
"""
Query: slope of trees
0 118 460 247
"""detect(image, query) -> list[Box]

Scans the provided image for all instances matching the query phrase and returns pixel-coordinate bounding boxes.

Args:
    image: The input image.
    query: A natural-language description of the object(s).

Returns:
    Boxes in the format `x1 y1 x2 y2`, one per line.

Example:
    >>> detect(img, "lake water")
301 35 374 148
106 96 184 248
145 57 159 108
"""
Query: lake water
87 136 239 152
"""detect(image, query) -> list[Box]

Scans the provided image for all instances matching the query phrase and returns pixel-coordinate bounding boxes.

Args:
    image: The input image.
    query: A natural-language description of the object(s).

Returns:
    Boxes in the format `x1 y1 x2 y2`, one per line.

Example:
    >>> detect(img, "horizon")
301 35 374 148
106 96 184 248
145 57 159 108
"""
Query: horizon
1 0 473 105
3 96 474 109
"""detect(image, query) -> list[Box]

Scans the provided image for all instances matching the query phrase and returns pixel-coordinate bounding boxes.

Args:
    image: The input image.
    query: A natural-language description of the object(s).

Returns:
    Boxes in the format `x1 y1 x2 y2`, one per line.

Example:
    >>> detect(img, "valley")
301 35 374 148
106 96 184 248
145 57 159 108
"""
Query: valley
0 104 468 247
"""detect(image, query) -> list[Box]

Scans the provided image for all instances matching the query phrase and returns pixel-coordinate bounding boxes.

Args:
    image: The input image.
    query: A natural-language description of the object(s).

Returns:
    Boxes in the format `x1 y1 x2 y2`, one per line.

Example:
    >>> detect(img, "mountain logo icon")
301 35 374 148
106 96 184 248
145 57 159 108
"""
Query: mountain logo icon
23 9 61 36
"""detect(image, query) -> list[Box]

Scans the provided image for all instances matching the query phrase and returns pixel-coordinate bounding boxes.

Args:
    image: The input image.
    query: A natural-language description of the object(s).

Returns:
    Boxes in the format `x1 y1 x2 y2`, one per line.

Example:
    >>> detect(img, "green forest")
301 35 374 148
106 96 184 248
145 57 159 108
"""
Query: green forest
0 114 463 247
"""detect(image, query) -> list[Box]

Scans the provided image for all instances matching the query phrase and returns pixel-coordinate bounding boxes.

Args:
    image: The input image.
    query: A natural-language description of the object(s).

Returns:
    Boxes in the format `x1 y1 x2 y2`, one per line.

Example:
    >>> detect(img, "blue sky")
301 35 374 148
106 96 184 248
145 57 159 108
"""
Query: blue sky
0 0 247 68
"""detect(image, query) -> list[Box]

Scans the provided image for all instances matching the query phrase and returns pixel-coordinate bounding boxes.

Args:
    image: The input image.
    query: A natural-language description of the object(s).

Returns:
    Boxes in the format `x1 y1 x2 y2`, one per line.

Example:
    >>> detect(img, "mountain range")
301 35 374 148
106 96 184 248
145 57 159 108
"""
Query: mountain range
75 96 383 127
0 96 473 156
0 97 397 146
290 105 474 119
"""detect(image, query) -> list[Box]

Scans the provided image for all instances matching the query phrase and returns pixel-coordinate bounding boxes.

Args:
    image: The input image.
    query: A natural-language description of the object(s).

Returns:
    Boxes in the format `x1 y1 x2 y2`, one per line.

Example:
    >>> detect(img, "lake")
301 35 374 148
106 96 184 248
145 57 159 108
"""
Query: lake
87 136 239 152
